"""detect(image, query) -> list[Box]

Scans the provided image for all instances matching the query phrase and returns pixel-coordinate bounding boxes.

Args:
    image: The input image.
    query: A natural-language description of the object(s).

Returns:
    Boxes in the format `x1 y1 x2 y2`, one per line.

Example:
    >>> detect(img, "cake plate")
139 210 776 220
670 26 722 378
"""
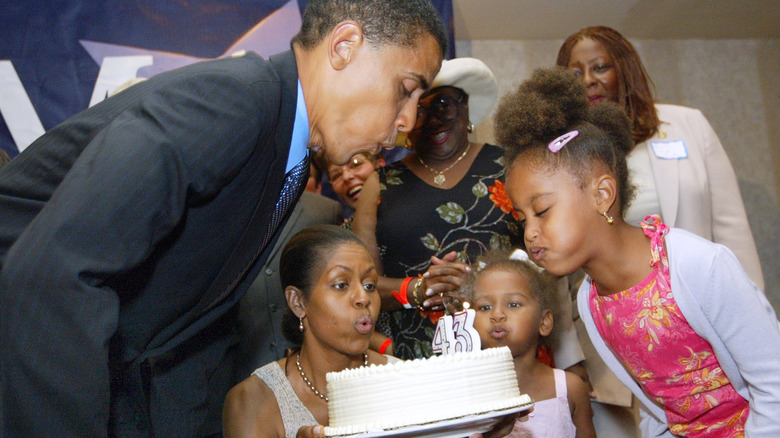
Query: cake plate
326 402 534 438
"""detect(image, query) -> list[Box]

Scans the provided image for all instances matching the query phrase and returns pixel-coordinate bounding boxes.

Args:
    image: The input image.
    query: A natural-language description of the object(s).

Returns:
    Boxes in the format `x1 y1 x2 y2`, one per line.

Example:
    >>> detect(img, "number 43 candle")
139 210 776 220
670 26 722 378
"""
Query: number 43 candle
432 302 481 355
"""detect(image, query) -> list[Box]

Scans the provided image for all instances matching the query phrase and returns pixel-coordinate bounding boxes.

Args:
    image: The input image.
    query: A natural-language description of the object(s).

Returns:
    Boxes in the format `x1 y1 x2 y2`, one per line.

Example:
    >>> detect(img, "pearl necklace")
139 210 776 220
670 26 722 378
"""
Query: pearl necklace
417 142 472 185
296 351 368 402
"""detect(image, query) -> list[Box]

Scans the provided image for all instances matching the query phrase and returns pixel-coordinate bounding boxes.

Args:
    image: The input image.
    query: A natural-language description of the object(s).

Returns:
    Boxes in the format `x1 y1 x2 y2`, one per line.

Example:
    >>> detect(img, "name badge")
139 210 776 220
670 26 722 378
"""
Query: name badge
650 140 688 159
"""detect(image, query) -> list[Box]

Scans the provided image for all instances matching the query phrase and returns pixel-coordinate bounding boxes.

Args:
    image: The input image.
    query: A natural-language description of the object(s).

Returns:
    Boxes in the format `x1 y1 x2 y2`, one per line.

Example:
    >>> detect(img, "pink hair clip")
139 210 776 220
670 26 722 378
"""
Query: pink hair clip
548 130 579 153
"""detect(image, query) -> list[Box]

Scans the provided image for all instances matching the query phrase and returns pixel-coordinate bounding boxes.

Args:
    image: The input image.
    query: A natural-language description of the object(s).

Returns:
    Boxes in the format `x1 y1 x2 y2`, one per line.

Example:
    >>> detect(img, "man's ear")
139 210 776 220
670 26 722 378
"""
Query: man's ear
285 286 306 319
539 309 553 337
593 173 618 217
328 21 363 71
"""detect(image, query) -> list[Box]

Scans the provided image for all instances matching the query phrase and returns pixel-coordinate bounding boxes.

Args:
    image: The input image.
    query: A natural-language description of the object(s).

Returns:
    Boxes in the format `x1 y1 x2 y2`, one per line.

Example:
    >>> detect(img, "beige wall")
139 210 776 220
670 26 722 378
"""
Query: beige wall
458 38 780 311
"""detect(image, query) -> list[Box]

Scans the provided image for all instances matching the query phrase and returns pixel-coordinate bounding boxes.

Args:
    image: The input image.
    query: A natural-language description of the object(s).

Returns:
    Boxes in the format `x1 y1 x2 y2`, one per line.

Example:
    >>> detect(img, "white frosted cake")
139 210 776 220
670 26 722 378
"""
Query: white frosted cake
324 346 532 436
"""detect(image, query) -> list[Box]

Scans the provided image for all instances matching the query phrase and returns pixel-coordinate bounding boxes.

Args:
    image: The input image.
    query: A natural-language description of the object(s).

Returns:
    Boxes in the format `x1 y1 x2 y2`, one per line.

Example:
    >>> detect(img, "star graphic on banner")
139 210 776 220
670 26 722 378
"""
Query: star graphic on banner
80 0 301 79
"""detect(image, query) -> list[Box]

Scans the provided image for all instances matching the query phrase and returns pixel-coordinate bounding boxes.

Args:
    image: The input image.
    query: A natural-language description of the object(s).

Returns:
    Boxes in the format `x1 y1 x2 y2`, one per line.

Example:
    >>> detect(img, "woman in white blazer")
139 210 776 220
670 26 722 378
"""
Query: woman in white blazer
557 26 763 289
554 25 765 438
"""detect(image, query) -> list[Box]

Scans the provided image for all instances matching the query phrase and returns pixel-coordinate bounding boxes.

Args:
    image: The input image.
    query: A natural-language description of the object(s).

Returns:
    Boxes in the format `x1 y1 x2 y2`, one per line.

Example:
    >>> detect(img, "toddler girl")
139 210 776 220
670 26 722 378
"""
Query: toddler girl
492 67 780 437
462 250 595 438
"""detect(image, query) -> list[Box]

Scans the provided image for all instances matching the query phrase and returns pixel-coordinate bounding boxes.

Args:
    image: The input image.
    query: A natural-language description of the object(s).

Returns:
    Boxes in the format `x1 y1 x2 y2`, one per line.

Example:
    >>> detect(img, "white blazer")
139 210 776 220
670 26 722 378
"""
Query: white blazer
627 104 764 290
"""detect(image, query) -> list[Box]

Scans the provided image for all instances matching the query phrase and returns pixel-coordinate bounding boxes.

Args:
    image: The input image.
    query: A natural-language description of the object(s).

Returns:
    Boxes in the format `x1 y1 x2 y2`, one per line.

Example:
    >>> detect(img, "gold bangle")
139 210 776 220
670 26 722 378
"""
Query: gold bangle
412 277 425 311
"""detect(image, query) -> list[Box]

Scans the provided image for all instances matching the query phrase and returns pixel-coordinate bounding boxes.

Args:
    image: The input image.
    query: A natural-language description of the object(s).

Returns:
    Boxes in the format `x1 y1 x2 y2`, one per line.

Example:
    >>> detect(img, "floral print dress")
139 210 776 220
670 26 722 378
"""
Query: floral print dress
589 215 748 437
375 144 519 359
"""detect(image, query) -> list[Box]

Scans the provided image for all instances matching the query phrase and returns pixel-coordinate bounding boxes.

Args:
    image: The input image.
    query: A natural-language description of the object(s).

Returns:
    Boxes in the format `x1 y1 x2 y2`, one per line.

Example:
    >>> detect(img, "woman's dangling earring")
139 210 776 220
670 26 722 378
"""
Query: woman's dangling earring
405 136 413 149
602 211 614 225
466 122 474 133
299 317 305 333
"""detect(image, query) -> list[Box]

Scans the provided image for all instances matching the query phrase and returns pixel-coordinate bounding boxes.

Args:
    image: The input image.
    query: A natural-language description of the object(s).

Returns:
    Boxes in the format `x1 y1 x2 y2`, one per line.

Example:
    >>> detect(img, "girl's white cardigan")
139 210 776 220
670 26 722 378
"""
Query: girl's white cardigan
578 228 780 437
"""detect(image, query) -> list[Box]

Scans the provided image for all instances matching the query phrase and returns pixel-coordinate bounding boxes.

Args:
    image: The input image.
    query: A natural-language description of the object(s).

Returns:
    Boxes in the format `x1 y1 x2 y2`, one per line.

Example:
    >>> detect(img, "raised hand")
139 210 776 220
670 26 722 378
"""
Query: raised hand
420 251 471 311
351 171 381 267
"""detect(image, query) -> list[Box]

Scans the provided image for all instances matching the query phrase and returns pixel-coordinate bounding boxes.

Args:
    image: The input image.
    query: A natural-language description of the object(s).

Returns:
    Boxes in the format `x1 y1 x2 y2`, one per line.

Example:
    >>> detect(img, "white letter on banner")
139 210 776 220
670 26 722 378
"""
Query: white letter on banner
0 60 46 153
89 55 153 107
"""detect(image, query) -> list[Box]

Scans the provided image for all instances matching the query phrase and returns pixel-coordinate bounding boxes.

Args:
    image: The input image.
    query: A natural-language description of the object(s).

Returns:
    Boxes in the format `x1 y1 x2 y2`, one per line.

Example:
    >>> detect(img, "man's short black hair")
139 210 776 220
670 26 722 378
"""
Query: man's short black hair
293 0 447 56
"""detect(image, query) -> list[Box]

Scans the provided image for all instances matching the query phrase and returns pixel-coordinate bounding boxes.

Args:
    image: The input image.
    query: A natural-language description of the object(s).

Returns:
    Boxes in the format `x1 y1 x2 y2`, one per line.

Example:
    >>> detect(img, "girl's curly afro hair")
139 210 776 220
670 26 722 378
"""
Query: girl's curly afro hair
493 67 636 215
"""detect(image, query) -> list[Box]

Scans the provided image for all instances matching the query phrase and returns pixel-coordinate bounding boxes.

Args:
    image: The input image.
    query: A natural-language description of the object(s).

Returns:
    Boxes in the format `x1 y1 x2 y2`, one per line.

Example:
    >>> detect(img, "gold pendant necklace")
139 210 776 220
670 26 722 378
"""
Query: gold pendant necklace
296 351 368 402
417 143 472 185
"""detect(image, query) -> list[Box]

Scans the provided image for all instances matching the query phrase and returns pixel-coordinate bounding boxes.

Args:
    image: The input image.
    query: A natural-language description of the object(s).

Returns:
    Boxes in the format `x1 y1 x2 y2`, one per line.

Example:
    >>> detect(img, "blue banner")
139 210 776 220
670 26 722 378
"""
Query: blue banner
0 0 454 158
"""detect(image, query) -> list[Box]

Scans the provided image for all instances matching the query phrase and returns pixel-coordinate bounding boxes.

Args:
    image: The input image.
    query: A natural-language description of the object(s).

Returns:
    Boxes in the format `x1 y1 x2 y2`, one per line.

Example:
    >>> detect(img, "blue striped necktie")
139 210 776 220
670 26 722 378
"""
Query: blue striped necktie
267 155 309 241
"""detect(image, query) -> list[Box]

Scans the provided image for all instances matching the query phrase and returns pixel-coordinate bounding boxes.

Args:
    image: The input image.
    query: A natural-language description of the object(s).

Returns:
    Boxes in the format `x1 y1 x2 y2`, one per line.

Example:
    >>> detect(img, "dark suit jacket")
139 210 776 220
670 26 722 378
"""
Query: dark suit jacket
0 50 302 437
236 191 342 378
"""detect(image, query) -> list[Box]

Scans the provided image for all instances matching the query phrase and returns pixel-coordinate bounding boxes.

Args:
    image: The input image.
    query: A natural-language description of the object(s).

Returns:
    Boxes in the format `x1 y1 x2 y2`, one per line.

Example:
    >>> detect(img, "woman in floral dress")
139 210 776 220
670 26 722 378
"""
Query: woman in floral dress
368 58 520 359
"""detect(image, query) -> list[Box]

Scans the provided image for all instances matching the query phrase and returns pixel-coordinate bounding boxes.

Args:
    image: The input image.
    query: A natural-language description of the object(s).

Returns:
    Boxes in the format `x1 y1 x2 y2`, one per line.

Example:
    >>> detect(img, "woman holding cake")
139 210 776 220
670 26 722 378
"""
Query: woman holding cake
222 225 396 437
223 225 518 438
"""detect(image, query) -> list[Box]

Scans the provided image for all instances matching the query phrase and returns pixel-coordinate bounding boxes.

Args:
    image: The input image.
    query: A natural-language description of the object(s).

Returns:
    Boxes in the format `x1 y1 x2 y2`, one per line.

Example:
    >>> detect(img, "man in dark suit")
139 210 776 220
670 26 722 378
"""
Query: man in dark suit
235 190 342 377
0 0 445 436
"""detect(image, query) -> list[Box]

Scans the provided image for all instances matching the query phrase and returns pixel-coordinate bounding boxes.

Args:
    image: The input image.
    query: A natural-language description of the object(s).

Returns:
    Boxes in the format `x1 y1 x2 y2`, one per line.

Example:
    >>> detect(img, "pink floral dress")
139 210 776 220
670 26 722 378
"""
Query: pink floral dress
589 215 748 437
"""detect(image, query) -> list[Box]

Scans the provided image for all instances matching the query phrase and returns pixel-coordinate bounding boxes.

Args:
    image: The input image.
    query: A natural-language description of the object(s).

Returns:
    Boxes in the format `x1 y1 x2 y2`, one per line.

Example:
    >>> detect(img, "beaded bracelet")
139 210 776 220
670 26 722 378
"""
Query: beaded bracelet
411 276 426 312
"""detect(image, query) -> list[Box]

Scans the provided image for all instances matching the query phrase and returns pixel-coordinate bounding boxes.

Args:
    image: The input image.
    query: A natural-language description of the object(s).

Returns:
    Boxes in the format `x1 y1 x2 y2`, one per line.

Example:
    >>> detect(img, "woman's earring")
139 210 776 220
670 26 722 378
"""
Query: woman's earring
602 211 614 225
466 122 474 133
404 136 413 149
299 317 305 333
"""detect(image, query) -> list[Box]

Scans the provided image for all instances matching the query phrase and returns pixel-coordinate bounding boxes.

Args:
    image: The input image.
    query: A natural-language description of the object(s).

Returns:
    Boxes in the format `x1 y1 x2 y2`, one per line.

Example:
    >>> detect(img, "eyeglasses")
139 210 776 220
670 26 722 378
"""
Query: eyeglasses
413 94 465 131
328 153 375 183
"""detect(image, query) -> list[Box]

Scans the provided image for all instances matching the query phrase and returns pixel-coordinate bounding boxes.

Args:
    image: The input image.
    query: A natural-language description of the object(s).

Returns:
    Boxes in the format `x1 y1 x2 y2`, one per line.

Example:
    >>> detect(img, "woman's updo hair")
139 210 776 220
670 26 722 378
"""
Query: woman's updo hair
279 224 368 345
494 67 636 215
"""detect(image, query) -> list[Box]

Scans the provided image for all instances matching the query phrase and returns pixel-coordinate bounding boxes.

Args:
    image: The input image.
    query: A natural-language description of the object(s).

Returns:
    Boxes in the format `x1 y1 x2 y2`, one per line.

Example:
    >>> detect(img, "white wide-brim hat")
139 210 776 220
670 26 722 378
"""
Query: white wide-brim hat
430 57 498 127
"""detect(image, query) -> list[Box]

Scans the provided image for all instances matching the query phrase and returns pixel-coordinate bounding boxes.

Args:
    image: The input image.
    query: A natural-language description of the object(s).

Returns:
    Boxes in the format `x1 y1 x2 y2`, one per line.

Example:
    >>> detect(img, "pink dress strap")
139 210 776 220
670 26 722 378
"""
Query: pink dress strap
553 367 567 399
640 214 669 267
506 368 576 438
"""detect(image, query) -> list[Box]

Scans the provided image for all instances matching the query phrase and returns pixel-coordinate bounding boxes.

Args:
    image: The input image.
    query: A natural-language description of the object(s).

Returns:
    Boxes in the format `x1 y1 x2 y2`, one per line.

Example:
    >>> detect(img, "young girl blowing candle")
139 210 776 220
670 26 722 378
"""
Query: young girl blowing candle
463 250 595 438
493 68 780 437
